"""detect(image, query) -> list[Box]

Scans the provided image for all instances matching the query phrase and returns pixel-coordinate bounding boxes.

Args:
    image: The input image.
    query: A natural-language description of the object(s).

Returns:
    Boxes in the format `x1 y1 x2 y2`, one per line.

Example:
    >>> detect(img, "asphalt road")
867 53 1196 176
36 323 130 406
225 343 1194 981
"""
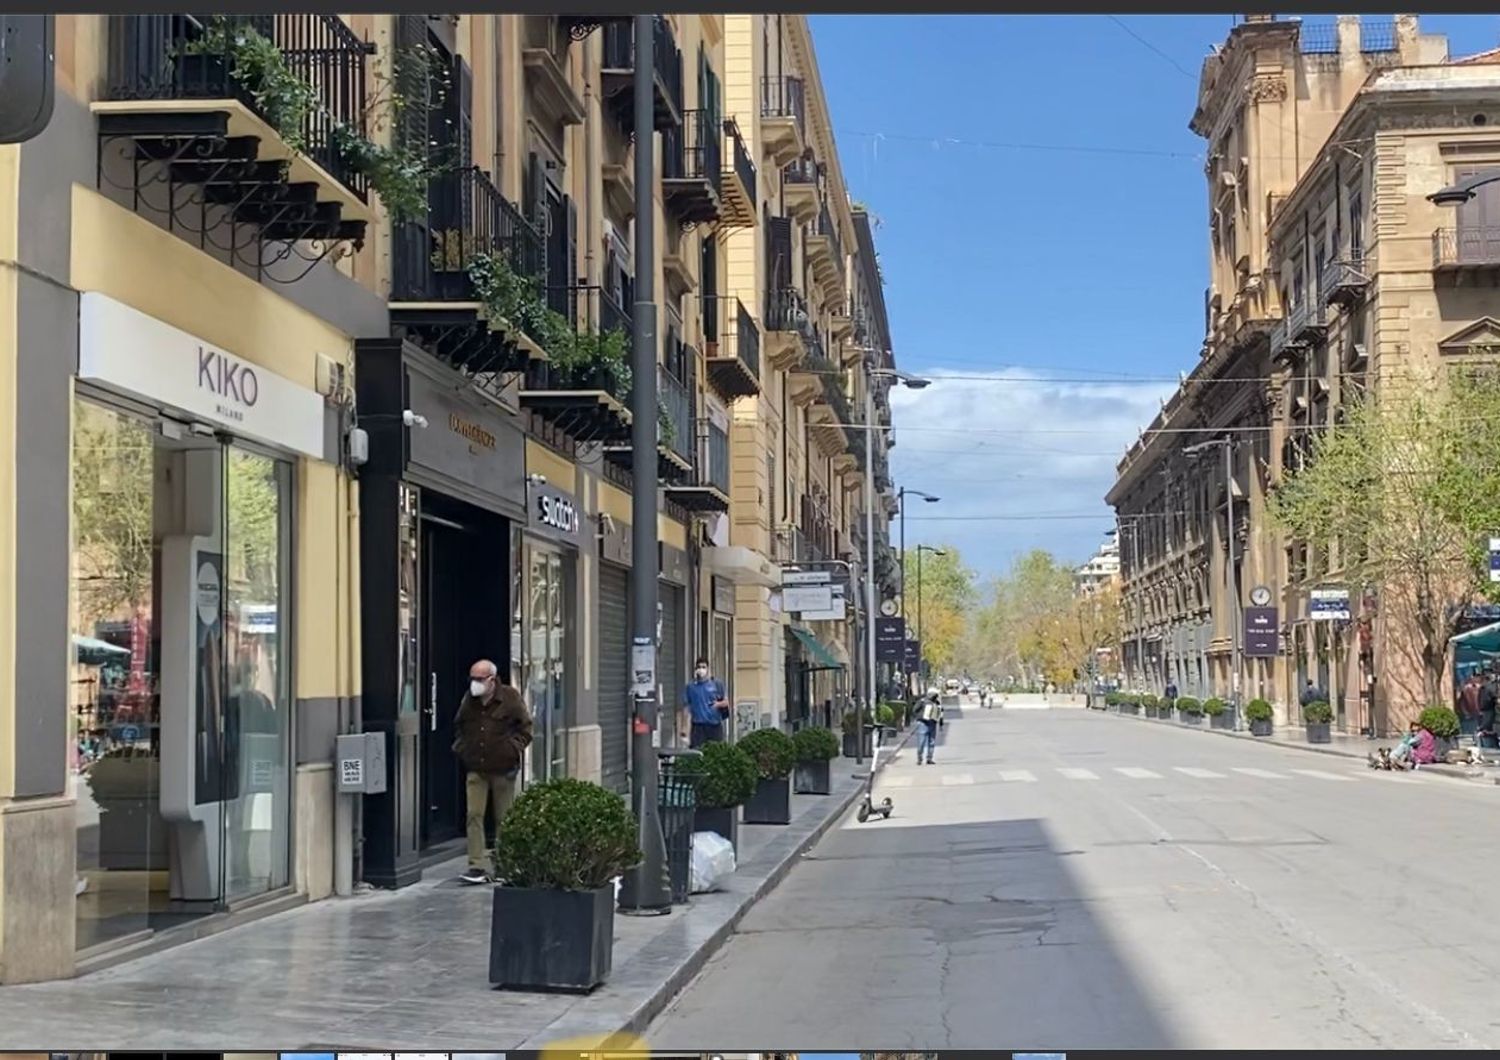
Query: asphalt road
646 696 1500 1050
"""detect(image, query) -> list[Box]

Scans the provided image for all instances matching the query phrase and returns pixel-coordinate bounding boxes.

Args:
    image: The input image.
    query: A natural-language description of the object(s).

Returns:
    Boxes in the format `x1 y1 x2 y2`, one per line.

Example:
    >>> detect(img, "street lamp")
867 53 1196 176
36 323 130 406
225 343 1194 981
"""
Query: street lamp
915 544 945 690
1184 437 1241 722
898 487 939 693
1428 167 1500 207
864 367 930 723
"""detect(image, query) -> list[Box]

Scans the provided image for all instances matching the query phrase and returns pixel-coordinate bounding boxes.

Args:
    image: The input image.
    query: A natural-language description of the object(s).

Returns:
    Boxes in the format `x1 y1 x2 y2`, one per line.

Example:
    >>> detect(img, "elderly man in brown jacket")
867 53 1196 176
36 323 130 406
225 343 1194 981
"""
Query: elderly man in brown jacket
453 658 533 884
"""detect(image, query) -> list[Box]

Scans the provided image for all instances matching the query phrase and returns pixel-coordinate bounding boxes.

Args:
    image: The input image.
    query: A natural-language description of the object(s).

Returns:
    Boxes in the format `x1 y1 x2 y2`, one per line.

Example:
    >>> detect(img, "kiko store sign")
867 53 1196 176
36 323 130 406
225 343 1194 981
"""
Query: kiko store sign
78 292 324 459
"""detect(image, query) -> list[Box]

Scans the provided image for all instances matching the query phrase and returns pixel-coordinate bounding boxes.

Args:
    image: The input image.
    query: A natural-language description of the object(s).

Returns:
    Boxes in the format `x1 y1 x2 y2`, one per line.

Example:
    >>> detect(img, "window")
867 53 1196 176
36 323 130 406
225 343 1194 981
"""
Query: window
1348 189 1364 260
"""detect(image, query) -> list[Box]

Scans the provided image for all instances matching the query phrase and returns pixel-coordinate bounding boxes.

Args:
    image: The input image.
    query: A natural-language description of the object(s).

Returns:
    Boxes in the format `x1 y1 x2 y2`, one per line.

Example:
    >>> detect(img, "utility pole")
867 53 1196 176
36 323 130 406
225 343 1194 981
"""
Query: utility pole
619 14 671 916
1225 439 1242 727
863 380 878 737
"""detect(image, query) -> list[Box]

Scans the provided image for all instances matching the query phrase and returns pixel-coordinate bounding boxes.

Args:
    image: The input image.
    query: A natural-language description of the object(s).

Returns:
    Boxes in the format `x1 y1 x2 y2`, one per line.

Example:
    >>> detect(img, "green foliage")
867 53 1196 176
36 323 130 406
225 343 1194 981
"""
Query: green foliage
184 19 317 151
675 741 758 808
1303 700 1334 724
1419 705 1461 740
1105 691 1121 706
1175 696 1202 715
493 778 641 891
875 702 896 726
1201 697 1227 716
1142 694 1159 708
792 726 840 763
841 708 871 735
329 123 433 222
737 728 796 780
1245 699 1274 723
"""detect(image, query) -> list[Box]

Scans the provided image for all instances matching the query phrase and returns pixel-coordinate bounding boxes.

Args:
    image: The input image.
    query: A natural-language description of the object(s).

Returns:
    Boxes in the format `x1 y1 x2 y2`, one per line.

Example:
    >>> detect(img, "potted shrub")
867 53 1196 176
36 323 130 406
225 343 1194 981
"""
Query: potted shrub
841 708 873 758
1246 698 1274 737
489 777 642 992
792 726 839 795
738 727 797 825
1419 705 1461 759
1176 696 1203 725
1118 692 1140 716
1303 700 1333 743
1140 694 1157 719
1203 697 1232 730
677 740 757 849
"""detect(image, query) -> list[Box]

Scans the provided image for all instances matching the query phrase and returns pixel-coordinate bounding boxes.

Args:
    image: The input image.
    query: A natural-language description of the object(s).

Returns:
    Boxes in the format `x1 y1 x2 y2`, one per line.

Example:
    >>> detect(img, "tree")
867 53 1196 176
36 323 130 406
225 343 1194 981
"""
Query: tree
72 403 156 625
972 550 1077 683
1269 370 1500 706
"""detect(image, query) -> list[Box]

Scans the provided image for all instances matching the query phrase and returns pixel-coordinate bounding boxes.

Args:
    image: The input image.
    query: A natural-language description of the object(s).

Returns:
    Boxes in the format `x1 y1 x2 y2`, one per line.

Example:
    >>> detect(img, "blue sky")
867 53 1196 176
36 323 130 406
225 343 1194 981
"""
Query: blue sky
811 14 1500 578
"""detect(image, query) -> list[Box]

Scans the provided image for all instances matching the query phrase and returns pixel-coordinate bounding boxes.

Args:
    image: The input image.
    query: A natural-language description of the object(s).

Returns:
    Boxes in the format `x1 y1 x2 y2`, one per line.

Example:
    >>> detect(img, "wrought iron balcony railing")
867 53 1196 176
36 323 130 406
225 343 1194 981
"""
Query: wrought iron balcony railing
1433 226 1500 269
395 166 544 302
766 286 809 333
703 420 730 494
601 16 684 128
761 74 806 132
664 108 723 184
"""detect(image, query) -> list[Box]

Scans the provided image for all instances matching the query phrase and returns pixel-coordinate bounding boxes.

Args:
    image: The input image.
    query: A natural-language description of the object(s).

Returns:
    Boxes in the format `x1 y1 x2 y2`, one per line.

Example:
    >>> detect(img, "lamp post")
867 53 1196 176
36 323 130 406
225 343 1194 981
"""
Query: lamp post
915 544 944 689
864 368 929 726
1184 437 1240 725
1428 168 1500 207
898 487 939 691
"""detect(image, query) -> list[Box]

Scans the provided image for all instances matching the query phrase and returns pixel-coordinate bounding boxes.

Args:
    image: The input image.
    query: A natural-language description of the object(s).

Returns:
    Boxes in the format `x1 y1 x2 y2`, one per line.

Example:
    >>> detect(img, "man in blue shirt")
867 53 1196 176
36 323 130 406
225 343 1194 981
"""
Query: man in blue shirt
682 656 729 747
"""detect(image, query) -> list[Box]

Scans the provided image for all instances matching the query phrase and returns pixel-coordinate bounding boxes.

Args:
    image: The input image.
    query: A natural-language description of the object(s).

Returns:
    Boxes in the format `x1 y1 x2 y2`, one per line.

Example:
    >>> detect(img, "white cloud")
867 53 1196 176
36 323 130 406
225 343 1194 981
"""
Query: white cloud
886 368 1173 576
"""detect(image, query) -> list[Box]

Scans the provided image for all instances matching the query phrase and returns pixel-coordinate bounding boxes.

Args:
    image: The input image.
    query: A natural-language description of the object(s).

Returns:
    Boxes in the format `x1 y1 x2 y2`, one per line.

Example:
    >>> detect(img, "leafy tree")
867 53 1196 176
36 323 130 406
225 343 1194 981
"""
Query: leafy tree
902 545 975 673
73 404 156 625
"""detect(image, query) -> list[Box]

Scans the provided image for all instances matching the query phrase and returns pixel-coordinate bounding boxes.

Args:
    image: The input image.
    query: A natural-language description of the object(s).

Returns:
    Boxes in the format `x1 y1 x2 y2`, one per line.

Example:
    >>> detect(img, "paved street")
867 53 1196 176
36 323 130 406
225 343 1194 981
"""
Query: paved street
648 696 1500 1050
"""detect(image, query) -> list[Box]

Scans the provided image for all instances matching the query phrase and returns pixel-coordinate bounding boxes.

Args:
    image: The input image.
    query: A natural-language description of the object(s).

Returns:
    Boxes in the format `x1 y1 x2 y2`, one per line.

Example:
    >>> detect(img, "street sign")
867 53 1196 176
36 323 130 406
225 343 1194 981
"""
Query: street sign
782 570 833 585
783 584 834 613
875 616 906 661
801 583 847 621
1244 606 1279 656
903 638 920 667
1309 587 1350 621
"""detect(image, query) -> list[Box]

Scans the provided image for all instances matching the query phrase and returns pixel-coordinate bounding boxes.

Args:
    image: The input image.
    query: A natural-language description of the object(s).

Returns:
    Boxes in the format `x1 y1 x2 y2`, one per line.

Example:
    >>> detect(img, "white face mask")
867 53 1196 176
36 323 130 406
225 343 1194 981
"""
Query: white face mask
469 678 489 698
695 668 709 680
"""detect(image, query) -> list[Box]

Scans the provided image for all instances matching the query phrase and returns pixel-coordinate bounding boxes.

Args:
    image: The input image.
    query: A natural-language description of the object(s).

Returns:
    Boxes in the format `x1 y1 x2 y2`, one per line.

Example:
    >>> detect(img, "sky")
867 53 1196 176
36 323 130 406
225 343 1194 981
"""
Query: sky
810 13 1500 579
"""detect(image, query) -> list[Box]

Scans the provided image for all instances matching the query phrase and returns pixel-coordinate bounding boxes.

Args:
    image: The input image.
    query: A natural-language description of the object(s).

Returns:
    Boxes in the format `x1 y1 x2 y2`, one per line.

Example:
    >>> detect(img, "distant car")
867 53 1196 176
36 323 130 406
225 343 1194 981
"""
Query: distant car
944 678 960 692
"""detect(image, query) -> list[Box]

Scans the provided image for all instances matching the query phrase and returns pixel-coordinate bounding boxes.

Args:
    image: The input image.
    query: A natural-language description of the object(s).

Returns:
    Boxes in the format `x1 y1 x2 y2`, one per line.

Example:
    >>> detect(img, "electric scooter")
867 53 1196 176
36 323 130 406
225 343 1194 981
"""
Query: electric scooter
856 723 895 822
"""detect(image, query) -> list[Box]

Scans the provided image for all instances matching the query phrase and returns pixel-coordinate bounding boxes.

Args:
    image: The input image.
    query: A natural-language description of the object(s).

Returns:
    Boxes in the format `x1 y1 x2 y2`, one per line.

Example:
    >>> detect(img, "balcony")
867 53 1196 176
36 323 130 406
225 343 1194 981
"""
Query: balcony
96 15 374 252
810 372 854 456
665 420 732 514
1288 297 1328 343
807 201 845 293
518 286 634 444
1433 226 1500 277
662 109 723 226
601 17 684 132
782 157 819 224
719 119 757 229
1320 257 1369 309
788 335 835 408
764 286 811 370
605 360 695 480
521 19 585 126
760 75 807 168
703 295 762 402
391 167 549 391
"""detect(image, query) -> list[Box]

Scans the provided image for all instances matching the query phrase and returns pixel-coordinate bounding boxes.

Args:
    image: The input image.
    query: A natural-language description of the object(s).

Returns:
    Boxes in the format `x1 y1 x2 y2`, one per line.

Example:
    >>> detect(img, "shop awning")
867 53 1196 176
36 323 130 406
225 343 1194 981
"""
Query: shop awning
1452 620 1500 654
790 626 844 671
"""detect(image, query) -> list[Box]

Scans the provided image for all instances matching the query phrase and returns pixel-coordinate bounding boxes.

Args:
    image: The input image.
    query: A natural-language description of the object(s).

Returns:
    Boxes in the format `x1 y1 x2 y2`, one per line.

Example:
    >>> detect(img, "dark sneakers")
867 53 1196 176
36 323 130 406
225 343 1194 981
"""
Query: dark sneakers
459 866 493 885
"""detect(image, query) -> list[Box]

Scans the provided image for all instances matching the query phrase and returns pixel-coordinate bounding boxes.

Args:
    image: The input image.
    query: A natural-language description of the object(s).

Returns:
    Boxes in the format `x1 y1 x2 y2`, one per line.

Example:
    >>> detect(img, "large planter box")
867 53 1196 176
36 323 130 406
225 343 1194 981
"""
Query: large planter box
1120 703 1140 716
694 804 739 850
1180 712 1203 726
489 883 613 992
1209 711 1234 730
1144 705 1158 719
794 758 833 795
1306 721 1332 744
1250 718 1273 737
743 775 792 825
842 731 873 758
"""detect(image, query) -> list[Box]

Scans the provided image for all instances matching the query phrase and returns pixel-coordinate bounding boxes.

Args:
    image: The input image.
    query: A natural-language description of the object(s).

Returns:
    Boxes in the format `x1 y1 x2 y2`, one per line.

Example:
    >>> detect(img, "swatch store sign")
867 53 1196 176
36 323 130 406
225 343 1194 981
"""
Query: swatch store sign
529 483 582 546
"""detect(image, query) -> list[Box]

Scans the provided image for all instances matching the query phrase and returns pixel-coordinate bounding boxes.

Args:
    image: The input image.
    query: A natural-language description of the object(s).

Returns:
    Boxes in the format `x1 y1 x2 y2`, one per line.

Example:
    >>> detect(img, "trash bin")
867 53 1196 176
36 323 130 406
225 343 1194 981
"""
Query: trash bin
658 751 702 904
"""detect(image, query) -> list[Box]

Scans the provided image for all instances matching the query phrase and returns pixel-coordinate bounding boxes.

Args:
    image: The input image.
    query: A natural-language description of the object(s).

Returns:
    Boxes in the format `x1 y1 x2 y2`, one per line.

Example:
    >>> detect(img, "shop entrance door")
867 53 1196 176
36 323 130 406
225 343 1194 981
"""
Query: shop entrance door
521 544 569 783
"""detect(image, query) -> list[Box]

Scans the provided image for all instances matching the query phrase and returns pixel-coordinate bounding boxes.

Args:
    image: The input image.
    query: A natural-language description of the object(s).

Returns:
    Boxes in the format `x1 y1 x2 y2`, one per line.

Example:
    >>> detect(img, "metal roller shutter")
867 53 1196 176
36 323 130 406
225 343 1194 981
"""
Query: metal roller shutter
659 583 683 743
598 564 630 794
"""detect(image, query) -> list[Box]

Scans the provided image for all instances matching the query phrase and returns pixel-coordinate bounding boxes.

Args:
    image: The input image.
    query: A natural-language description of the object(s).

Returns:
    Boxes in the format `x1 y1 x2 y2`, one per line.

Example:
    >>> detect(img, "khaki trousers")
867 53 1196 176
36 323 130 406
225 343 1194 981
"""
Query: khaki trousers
466 770 518 871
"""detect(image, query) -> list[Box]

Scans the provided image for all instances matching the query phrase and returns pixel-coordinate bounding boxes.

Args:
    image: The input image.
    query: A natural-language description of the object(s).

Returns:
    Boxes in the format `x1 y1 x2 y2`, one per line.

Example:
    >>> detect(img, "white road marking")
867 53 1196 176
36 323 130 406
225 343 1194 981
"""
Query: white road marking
1292 768 1356 782
998 769 1037 783
1115 767 1162 779
1174 766 1227 779
1057 767 1099 780
883 775 914 788
1233 767 1288 779
941 773 975 786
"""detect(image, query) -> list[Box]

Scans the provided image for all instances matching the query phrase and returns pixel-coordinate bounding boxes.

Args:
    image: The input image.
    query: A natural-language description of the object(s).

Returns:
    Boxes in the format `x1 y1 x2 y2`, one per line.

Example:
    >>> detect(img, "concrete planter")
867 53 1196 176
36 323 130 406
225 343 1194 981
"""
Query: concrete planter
1180 712 1203 726
794 759 833 795
489 883 614 992
1249 718 1273 737
742 775 792 825
1306 722 1332 744
1209 711 1234 731
1120 702 1140 716
1144 705 1159 719
694 805 739 851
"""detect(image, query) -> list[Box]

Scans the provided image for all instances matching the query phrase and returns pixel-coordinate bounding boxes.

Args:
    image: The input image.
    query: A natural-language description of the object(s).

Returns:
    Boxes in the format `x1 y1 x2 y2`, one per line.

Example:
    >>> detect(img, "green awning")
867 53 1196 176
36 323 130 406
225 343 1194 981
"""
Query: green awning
790 626 844 671
1453 620 1500 654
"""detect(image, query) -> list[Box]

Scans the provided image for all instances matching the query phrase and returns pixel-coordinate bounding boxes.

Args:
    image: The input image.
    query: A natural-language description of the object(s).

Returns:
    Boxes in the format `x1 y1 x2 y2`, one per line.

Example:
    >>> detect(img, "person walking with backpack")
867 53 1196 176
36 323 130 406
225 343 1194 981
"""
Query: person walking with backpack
916 691 941 765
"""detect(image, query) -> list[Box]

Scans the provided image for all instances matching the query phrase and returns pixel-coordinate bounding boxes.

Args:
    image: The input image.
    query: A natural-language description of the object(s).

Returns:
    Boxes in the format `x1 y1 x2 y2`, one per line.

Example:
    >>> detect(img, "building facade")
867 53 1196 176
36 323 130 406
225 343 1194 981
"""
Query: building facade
0 12 899 981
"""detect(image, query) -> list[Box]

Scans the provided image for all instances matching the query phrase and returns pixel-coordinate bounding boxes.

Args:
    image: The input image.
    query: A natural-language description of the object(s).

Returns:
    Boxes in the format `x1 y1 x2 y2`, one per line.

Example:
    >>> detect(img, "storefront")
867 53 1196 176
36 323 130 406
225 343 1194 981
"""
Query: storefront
354 339 527 888
519 478 582 786
70 293 326 949
659 541 691 748
597 515 632 793
707 576 737 716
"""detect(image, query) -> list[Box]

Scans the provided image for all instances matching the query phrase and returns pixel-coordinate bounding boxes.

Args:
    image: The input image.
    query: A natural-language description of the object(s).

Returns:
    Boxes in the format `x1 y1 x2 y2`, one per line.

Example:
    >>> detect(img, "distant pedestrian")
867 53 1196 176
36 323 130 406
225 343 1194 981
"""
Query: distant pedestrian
1479 670 1500 749
1300 679 1324 709
1164 680 1178 704
916 692 941 765
682 657 729 748
453 659 533 885
1459 672 1483 735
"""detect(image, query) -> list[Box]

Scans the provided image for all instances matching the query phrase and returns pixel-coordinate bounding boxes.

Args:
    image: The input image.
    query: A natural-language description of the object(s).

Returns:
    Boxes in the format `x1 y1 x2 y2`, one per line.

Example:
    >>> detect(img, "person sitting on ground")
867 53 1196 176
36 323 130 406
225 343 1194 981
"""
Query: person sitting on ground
1371 721 1435 771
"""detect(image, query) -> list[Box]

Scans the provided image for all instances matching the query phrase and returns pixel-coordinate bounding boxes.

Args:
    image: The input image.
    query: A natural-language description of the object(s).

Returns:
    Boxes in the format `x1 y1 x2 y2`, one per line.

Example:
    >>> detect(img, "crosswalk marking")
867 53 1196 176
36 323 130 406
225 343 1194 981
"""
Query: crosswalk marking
1057 767 1099 780
1233 767 1288 779
1292 768 1355 782
883 775 914 788
1115 767 1162 779
998 769 1037 783
1174 766 1227 779
941 773 975 786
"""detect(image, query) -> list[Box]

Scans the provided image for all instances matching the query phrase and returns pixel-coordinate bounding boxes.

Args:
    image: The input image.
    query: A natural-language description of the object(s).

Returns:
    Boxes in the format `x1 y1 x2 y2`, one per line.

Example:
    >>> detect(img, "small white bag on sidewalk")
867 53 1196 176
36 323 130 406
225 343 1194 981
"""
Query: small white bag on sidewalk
690 830 736 893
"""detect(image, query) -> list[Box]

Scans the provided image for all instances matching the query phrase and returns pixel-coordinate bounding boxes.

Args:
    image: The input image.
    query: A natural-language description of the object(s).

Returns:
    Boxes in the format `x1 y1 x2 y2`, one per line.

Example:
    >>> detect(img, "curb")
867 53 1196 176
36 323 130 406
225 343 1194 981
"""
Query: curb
1089 707 1500 787
516 725 915 1049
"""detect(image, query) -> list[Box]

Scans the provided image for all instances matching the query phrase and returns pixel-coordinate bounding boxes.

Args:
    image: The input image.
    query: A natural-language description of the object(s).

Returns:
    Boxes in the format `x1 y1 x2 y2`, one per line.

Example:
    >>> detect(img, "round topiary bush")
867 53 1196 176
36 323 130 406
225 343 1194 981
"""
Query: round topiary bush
676 740 759 808
792 725 839 763
1201 697 1227 716
875 702 896 727
737 727 796 779
1245 698 1274 722
1105 692 1121 707
1143 694 1160 708
1419 705 1461 740
1175 696 1203 715
1303 700 1334 724
494 777 642 891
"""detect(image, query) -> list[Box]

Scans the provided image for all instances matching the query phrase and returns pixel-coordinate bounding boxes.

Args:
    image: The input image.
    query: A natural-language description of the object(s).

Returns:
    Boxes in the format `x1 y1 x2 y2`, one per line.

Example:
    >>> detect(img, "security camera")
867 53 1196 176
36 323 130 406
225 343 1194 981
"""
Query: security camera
527 472 547 486
402 410 428 429
599 513 617 535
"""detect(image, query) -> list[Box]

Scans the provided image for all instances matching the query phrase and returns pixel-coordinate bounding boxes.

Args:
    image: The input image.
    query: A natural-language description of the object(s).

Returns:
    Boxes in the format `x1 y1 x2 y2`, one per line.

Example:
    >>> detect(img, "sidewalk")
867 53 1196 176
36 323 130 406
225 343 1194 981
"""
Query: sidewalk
1097 708 1500 786
0 738 907 1049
